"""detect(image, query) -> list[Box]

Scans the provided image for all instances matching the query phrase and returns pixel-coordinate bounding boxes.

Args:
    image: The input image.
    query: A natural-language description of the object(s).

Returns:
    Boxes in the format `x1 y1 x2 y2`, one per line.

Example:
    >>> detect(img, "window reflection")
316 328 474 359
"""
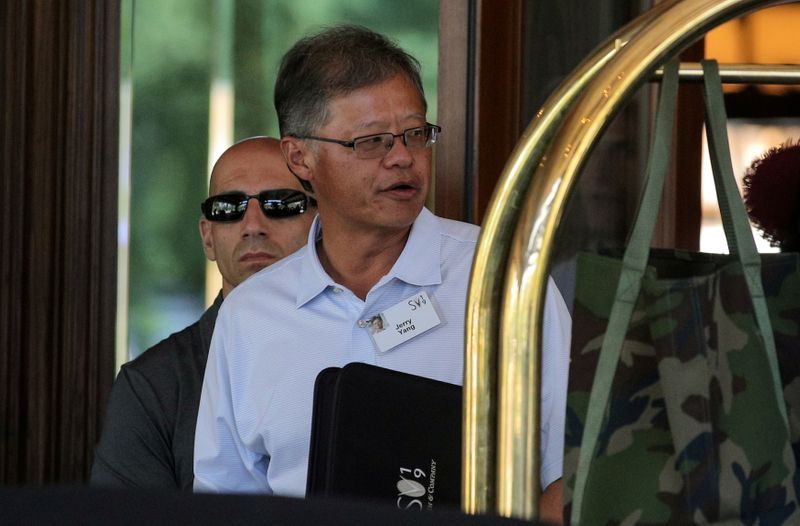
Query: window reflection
123 0 439 362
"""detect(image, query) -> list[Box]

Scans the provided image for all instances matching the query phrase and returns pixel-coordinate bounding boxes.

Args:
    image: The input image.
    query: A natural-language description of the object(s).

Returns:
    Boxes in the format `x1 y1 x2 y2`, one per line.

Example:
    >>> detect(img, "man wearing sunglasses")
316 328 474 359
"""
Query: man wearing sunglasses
194 26 570 521
91 136 315 490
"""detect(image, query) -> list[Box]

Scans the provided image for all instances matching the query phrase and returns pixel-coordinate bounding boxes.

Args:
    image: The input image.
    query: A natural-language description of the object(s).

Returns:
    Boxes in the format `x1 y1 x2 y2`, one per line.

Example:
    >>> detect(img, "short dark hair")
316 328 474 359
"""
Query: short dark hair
274 24 426 138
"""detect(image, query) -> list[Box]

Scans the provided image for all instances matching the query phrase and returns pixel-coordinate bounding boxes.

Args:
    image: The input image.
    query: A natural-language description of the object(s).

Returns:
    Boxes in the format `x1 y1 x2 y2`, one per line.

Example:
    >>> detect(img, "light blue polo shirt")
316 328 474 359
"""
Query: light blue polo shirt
194 207 570 496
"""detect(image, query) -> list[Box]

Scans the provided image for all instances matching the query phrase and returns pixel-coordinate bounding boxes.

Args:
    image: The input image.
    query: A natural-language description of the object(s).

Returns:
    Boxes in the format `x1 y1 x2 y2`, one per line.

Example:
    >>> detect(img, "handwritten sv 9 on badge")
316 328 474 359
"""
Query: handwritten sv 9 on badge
369 291 443 353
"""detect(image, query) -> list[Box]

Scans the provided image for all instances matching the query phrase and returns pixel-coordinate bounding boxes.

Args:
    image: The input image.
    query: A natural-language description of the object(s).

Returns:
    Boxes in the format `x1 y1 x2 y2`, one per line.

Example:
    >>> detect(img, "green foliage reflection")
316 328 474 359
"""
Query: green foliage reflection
127 0 439 359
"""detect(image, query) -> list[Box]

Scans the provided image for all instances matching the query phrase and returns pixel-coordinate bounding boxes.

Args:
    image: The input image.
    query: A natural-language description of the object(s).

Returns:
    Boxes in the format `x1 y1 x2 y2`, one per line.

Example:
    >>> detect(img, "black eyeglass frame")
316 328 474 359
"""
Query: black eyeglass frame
201 189 311 222
294 123 441 159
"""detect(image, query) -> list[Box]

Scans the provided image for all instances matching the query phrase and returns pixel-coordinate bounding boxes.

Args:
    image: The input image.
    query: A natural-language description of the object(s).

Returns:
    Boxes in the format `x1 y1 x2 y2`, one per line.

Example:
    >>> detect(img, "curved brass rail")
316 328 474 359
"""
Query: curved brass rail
463 0 791 519
461 1 672 513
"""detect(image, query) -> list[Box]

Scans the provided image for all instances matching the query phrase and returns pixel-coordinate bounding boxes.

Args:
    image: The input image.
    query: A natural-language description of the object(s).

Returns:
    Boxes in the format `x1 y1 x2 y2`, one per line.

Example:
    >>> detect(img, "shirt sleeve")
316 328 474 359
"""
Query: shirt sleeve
90 366 177 489
539 276 572 490
193 306 271 493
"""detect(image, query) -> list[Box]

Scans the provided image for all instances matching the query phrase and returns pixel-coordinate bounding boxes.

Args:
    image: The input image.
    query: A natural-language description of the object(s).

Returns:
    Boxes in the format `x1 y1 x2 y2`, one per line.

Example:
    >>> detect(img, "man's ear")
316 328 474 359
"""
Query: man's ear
281 137 315 194
199 217 217 261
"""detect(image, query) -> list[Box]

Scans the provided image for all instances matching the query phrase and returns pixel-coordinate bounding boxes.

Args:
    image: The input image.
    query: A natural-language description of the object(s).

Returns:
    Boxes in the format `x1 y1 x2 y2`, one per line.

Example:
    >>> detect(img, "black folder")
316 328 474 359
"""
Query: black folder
306 362 462 511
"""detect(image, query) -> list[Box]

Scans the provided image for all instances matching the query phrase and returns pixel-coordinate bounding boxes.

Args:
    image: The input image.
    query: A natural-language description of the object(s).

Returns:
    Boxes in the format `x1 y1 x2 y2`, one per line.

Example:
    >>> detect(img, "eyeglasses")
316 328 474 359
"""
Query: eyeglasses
201 189 310 222
295 123 441 160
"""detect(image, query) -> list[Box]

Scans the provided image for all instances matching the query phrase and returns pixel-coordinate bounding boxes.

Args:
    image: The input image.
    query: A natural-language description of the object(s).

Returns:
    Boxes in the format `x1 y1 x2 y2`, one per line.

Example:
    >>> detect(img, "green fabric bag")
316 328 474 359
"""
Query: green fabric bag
563 60 800 525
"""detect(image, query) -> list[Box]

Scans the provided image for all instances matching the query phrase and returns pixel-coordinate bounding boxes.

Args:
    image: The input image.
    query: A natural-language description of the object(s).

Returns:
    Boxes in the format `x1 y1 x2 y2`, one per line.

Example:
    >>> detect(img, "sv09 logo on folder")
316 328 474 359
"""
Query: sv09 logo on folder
396 462 440 510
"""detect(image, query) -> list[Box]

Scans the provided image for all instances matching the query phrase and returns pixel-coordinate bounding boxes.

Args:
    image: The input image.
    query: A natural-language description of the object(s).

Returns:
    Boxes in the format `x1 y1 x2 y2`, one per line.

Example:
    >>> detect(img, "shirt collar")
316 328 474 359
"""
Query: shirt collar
295 207 443 307
296 215 332 307
384 207 442 287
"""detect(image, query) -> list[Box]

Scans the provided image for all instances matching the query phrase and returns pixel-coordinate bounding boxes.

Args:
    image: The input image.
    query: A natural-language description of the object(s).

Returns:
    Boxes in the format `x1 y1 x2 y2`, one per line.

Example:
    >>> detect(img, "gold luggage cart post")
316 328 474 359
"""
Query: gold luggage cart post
462 0 800 520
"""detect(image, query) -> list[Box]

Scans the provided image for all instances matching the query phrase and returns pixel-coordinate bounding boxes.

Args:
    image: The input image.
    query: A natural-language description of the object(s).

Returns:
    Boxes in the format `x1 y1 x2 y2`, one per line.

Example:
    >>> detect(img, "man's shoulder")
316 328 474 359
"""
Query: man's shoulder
418 206 479 242
124 316 207 377
435 215 480 242
406 210 480 270
426 214 479 262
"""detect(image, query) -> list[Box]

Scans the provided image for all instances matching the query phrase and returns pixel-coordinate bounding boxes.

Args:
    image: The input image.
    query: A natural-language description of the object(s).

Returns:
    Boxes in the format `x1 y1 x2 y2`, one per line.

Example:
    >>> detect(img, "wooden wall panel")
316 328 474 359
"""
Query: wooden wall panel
435 0 472 221
435 0 523 226
472 0 523 225
0 0 119 484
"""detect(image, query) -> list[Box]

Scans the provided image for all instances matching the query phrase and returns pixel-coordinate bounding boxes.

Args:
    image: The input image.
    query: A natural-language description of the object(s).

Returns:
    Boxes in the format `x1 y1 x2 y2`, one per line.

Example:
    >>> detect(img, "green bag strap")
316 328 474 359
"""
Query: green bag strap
703 60 751 260
570 59 681 525
701 59 787 428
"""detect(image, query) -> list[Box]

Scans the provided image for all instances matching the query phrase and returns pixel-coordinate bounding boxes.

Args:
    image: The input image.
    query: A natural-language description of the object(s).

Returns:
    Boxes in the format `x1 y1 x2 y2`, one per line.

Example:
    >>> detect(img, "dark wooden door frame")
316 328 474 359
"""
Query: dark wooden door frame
0 0 119 484
436 0 700 249
436 0 524 226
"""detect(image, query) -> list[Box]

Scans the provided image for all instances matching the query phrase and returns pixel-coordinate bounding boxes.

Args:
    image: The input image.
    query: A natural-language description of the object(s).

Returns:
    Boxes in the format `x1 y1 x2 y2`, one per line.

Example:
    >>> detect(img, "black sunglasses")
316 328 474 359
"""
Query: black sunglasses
201 189 311 222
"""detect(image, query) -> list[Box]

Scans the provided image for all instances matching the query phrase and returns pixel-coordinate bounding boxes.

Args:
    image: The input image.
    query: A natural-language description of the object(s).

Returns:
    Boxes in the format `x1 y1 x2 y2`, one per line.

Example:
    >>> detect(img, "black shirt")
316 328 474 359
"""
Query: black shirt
90 293 222 490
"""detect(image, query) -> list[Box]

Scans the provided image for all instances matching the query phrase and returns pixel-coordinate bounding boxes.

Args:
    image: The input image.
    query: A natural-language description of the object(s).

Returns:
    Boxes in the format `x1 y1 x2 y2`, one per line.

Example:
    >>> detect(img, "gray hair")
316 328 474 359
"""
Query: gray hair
274 24 426 138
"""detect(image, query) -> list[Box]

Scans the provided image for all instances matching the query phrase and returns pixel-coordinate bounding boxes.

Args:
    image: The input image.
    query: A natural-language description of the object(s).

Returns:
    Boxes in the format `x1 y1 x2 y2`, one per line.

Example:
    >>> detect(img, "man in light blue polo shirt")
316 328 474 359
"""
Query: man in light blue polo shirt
194 25 570 520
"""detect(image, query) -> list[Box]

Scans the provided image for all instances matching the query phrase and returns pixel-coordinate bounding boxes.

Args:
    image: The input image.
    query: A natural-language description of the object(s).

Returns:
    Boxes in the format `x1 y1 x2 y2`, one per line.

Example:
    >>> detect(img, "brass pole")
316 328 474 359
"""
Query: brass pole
460 0 676 514
503 0 790 519
655 62 800 83
463 0 791 520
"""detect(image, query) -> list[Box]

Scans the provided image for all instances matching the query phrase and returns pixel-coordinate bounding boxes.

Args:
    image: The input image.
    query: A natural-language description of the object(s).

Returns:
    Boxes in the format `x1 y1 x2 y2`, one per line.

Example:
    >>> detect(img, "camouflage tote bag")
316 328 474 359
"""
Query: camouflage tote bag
563 60 800 525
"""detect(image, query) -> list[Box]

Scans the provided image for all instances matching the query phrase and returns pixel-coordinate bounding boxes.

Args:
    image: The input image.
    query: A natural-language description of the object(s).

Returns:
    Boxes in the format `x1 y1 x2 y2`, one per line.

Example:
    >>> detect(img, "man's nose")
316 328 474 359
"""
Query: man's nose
241 197 270 236
382 135 414 167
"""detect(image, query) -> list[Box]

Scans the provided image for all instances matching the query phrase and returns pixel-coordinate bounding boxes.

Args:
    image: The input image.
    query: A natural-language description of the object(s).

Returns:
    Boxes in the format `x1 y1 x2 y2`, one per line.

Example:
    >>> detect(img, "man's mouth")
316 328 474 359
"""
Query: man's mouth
383 182 420 197
239 251 276 264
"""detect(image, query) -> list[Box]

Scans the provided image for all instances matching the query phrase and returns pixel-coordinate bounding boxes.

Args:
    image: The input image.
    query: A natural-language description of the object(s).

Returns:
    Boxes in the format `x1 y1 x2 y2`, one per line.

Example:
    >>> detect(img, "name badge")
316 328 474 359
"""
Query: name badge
367 291 442 353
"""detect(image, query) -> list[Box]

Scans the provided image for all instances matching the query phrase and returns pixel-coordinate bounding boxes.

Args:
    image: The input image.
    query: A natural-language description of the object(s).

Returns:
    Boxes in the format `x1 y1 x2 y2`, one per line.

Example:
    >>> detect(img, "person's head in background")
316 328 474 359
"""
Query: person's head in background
275 24 437 237
743 140 800 252
200 136 316 297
